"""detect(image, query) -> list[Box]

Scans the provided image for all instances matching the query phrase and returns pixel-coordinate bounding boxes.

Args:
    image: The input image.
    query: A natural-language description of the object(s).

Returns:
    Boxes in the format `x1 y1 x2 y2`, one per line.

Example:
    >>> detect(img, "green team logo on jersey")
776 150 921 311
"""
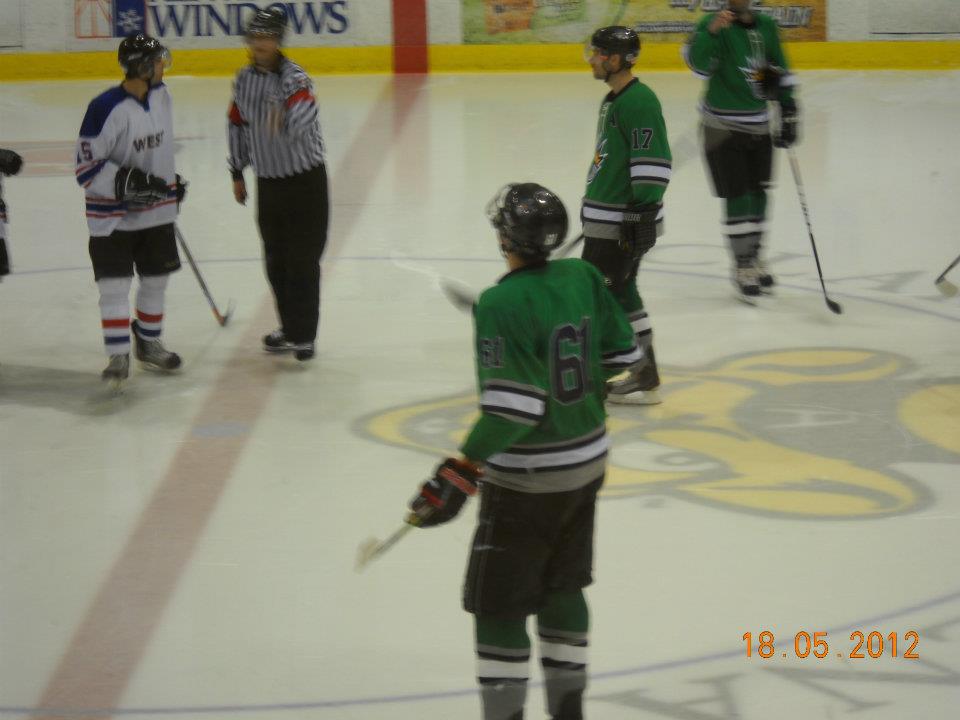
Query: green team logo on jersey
356 348 960 520
739 29 769 100
587 137 608 184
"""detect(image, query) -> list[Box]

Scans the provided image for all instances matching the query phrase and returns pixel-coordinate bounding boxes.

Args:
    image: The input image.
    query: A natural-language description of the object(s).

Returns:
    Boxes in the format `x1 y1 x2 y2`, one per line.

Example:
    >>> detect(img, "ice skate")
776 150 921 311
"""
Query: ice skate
607 350 661 405
733 261 761 305
132 321 181 372
753 255 775 290
262 328 296 353
294 342 315 361
101 353 130 391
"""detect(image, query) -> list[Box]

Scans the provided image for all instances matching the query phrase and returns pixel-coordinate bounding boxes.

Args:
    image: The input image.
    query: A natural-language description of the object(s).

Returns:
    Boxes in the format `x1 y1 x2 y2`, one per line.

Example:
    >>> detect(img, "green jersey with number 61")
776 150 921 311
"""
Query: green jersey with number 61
460 257 640 493
582 78 672 241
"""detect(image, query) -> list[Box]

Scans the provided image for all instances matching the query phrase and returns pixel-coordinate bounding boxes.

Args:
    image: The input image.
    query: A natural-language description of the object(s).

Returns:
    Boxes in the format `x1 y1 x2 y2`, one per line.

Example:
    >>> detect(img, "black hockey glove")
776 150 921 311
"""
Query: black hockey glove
409 457 481 528
175 174 188 208
774 99 799 149
619 205 659 262
757 64 784 101
0 149 24 176
115 166 170 207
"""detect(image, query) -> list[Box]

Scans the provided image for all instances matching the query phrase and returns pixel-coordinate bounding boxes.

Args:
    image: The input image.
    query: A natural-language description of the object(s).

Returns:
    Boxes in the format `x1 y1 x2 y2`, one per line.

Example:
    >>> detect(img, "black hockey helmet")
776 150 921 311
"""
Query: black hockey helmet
587 26 640 67
246 7 288 41
118 33 171 80
486 183 568 259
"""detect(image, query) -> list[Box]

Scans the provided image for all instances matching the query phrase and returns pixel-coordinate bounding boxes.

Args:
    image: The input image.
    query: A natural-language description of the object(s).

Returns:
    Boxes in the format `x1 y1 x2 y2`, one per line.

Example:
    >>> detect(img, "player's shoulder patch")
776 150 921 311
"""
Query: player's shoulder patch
551 257 588 273
476 283 506 310
698 12 717 28
624 79 658 104
148 83 171 104
559 257 604 285
80 86 129 138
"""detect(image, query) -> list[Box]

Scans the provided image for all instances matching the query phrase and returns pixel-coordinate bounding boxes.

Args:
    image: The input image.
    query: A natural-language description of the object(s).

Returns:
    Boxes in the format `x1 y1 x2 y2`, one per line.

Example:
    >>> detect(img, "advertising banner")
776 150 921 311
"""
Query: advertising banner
69 0 388 50
464 0 827 44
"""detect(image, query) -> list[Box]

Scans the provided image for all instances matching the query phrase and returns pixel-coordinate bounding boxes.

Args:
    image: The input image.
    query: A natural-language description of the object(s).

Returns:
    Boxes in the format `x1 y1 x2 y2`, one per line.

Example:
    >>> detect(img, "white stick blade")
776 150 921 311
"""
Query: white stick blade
355 537 381 572
936 278 959 297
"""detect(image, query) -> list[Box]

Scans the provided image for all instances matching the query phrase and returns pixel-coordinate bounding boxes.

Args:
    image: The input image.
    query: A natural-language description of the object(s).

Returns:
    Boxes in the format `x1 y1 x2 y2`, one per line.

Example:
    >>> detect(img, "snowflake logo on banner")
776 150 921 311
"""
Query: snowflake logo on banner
117 8 143 34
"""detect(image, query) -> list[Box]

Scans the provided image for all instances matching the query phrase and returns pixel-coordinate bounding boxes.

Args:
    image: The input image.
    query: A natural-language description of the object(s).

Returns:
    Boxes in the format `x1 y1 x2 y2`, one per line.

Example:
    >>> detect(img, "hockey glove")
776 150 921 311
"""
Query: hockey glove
409 457 481 528
0 149 23 176
757 64 784 102
619 205 659 262
774 99 799 149
115 167 170 207
175 174 188 208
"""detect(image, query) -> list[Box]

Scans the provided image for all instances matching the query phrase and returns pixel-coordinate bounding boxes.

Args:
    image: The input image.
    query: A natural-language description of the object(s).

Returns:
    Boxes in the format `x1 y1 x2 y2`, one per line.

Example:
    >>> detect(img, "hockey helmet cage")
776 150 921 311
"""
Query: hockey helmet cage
486 183 568 259
118 34 171 79
586 26 640 67
246 7 288 40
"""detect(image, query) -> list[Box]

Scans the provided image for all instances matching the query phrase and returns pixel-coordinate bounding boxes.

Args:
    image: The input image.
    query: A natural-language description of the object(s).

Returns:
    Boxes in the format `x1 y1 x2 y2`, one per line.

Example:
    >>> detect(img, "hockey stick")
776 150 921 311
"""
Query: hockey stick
391 253 478 314
786 148 842 315
555 233 585 258
607 0 630 25
355 515 419 572
174 226 235 326
439 277 478 313
934 253 960 297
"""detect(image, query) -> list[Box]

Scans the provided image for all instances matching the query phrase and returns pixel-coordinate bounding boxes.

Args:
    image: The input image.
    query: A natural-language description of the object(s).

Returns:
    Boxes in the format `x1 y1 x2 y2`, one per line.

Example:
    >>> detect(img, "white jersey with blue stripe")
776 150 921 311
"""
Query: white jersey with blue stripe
76 83 177 237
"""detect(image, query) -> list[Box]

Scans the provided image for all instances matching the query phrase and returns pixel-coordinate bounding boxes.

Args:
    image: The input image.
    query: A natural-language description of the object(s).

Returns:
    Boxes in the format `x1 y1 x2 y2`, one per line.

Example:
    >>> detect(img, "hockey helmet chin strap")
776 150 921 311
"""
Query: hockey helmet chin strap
605 58 631 84
137 48 171 83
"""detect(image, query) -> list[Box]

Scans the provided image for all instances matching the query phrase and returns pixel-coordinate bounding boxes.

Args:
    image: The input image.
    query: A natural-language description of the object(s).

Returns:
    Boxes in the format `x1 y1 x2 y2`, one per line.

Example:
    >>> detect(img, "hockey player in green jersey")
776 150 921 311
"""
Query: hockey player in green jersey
582 25 672 405
683 0 799 299
407 183 641 720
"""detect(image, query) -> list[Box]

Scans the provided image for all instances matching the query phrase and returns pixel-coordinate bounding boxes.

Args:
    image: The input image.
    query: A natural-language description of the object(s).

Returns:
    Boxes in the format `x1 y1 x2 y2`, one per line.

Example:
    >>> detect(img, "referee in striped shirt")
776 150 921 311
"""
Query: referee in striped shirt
228 7 328 361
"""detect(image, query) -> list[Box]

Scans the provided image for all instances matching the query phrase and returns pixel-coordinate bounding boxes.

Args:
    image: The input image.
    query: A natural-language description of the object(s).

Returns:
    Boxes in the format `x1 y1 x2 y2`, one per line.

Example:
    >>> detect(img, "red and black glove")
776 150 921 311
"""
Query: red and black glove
409 457 481 528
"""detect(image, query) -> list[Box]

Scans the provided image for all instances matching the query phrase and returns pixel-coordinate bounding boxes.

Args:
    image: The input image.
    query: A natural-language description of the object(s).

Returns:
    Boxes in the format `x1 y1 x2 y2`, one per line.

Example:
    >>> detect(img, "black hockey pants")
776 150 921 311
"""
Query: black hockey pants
256 164 329 344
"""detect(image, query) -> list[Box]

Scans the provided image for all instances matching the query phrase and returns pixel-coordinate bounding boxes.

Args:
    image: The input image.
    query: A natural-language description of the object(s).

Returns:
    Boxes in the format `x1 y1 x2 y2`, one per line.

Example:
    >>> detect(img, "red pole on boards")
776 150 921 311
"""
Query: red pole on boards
392 0 428 73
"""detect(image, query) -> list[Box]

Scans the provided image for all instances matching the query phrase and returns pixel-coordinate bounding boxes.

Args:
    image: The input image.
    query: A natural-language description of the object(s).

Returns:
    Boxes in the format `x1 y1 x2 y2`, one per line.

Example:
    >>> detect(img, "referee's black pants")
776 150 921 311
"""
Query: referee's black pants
256 164 329 344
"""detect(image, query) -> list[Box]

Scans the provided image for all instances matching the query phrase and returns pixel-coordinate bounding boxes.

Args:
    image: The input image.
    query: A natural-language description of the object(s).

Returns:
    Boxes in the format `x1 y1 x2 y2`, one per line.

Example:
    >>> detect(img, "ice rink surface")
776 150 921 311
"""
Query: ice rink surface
1 68 959 719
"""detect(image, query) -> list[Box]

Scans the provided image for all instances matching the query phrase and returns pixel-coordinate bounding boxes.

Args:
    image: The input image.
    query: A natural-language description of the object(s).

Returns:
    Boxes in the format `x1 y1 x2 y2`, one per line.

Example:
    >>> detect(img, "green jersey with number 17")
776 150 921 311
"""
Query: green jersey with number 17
582 78 672 241
460 258 640 494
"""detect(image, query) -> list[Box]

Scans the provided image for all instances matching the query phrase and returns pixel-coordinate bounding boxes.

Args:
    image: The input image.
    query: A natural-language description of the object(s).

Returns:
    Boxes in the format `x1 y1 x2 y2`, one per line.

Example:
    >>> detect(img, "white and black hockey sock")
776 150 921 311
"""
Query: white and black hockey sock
477 642 529 720
538 625 588 719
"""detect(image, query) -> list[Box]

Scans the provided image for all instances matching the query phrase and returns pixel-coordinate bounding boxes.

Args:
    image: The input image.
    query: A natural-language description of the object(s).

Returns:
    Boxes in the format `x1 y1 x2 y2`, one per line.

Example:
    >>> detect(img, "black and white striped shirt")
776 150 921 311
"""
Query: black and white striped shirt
227 55 325 180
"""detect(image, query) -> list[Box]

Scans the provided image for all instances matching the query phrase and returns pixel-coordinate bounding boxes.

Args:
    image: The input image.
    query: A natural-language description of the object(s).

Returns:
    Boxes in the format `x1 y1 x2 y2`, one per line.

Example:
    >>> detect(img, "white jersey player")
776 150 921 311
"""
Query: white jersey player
76 33 187 384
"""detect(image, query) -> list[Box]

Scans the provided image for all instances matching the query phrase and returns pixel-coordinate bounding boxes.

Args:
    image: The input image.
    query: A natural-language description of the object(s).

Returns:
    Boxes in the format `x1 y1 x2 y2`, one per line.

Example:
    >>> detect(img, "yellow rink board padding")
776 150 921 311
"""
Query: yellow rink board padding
0 46 392 81
1 41 958 80
430 41 960 71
